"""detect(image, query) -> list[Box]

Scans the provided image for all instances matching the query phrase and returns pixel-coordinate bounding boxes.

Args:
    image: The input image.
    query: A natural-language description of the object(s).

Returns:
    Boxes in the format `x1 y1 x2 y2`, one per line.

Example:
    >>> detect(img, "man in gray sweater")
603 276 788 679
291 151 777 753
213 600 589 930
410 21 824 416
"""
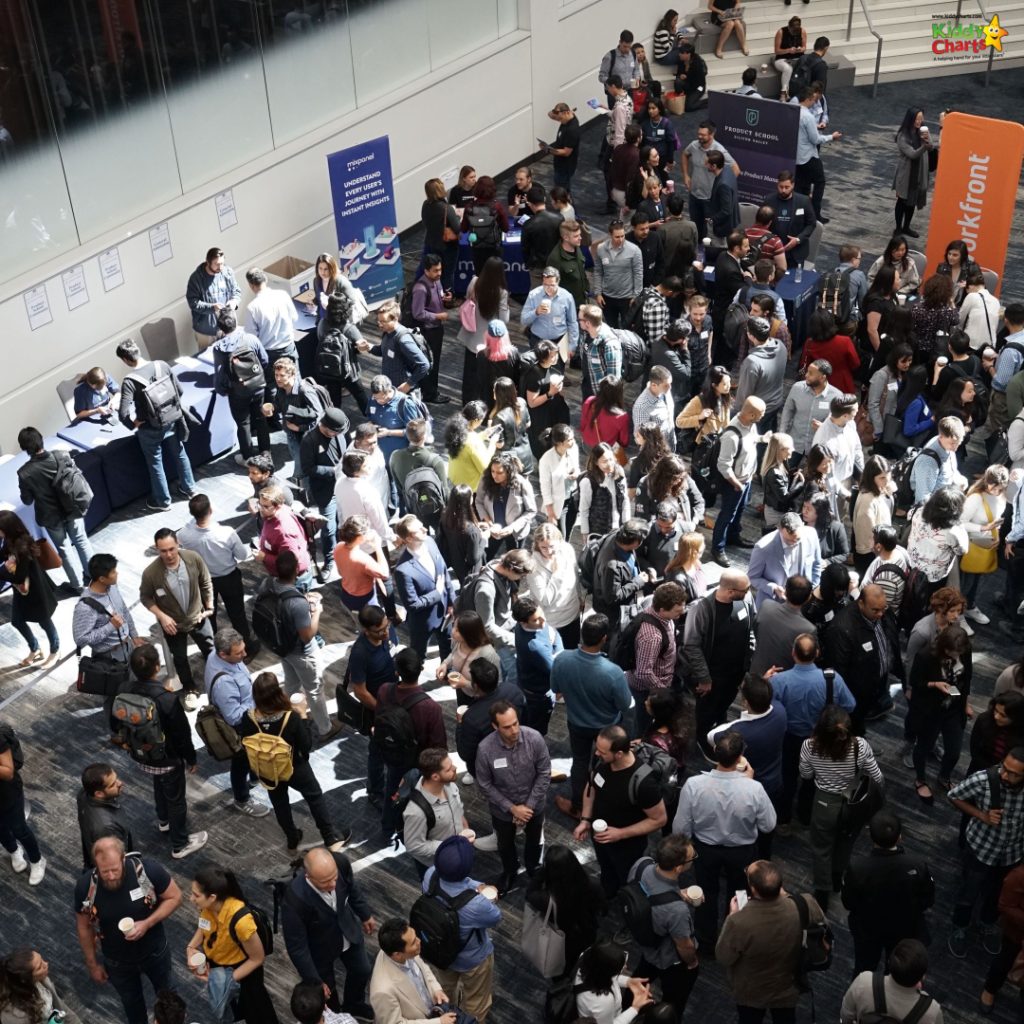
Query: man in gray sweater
712 397 767 566
735 317 788 433
780 359 842 463
593 222 644 329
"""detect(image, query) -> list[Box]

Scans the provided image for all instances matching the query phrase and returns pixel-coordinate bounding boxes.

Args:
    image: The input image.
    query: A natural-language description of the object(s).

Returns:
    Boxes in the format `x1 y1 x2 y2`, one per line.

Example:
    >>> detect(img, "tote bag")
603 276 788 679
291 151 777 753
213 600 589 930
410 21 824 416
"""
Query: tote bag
521 897 566 978
960 495 998 574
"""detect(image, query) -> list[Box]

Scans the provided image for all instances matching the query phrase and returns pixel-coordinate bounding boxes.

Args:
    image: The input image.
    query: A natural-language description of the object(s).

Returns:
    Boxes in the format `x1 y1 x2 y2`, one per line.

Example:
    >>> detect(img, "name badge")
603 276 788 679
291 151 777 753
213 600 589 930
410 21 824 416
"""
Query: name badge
198 918 212 931
155 588 166 597
796 208 805 215
656 128 665 136
494 758 508 769
887 381 899 392
594 773 606 788
129 888 144 902
602 257 610 265
825 610 835 622
862 641 874 652
817 400 829 408
700 332 709 340
552 316 565 327
737 607 748 621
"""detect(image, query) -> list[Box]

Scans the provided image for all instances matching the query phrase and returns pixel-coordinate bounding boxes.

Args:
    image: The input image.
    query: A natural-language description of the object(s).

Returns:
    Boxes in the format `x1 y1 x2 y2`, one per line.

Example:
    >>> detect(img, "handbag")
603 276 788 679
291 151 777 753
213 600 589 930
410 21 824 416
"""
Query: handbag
521 897 567 978
33 538 63 571
77 653 131 697
837 740 885 838
961 495 999 574
337 665 374 736
442 204 459 244
460 299 478 333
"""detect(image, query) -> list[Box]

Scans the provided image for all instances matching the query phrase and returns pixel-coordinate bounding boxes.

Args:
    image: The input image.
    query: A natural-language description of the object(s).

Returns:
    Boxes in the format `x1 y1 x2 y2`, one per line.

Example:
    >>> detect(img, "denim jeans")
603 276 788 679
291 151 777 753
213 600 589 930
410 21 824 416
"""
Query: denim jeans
46 516 93 588
10 598 59 655
136 424 196 506
712 480 751 553
313 495 338 563
105 941 173 1024
497 645 519 686
152 765 190 851
0 783 42 862
229 747 251 804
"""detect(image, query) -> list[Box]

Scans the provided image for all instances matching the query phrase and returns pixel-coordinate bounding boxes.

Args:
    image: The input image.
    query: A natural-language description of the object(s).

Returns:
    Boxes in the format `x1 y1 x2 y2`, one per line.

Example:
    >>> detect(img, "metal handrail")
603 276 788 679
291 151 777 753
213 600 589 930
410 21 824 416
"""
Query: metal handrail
956 0 996 86
846 0 883 97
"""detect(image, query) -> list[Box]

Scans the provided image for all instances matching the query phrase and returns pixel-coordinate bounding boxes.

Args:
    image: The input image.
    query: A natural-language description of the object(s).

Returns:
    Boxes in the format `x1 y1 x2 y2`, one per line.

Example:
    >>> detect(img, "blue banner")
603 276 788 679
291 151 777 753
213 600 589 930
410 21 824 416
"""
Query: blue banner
326 135 404 306
706 92 800 205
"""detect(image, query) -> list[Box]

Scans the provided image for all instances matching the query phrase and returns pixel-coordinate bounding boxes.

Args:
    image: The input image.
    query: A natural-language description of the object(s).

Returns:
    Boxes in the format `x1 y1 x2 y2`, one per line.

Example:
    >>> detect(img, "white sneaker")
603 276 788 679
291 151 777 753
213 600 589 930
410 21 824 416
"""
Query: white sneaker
461 773 475 786
475 832 499 852
171 831 209 859
965 606 990 624
28 857 46 886
234 798 270 818
961 620 975 637
10 845 27 873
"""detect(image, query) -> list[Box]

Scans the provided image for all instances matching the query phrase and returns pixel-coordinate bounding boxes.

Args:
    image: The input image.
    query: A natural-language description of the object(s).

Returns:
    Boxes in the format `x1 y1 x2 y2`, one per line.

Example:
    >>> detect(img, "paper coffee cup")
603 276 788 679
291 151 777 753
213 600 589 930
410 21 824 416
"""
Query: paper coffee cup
290 693 306 707
189 950 207 974
592 819 608 834
447 671 462 684
685 885 705 905
936 356 948 366
461 828 476 841
481 885 499 901
118 917 134 935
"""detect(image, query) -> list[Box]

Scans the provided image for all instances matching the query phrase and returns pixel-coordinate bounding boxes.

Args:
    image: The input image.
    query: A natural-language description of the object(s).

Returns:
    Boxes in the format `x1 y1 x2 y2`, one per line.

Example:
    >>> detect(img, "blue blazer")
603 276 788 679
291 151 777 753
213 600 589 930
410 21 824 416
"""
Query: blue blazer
393 539 456 630
747 529 822 610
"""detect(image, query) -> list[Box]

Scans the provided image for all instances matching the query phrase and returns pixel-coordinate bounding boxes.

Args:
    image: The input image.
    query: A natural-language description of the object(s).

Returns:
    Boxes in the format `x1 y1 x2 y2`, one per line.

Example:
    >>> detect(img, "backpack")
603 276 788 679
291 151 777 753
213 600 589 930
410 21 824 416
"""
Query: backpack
112 690 168 766
409 873 480 969
466 203 502 249
404 465 446 527
870 561 908 612
300 377 335 414
891 448 941 514
229 902 275 958
691 424 741 497
51 450 94 518
817 267 854 326
791 891 834 991
196 673 243 761
228 341 266 395
789 52 818 95
405 328 435 372
629 740 679 812
0 723 24 772
611 612 671 671
399 281 419 329
243 710 295 790
80 852 156 929
614 328 652 383
456 564 496 615
393 770 436 844
616 857 682 948
251 585 303 657
128 362 182 428
314 327 355 381
721 302 749 356
577 533 606 594
860 972 933 1024
372 685 431 768
897 565 931 634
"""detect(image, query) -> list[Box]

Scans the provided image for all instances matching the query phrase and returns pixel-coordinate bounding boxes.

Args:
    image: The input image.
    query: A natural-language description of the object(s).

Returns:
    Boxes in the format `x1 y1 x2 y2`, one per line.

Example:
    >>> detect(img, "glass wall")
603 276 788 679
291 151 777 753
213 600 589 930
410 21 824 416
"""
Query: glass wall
0 0 519 286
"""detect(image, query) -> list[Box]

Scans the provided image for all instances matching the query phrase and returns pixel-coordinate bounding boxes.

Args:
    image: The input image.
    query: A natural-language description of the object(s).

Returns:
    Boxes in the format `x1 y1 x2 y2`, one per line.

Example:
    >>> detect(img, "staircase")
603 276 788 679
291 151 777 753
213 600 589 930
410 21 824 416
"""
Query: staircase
671 0 1024 94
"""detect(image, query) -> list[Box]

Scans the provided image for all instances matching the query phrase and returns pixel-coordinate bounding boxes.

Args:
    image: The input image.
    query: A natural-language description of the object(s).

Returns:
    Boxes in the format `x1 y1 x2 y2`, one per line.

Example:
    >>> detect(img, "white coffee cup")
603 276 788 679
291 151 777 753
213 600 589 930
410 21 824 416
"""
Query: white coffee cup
685 885 705 906
118 917 135 936
290 693 307 708
592 819 608 834
936 356 948 367
189 950 208 975
481 884 499 901
461 828 476 842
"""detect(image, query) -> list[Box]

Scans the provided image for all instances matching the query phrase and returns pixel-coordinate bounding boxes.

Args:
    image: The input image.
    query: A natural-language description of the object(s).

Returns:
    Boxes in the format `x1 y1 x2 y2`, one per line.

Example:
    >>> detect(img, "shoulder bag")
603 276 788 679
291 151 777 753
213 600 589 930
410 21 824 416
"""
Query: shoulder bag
960 494 998 574
442 203 459 244
521 896 567 978
837 738 885 837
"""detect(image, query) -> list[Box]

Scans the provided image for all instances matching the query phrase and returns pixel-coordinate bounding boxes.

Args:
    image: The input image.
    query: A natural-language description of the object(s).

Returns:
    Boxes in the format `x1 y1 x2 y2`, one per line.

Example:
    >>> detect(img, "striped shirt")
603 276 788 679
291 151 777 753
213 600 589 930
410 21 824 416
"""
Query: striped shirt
798 736 883 794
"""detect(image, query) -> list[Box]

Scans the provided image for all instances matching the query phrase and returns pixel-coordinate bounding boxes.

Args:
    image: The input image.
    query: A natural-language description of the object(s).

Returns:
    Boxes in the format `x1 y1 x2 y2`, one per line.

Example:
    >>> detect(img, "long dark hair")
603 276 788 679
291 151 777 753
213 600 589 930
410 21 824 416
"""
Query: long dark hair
896 107 923 143
633 423 671 477
579 939 628 995
920 485 964 530
934 623 971 663
647 454 687 503
441 484 479 534
935 378 975 423
868 264 898 300
479 453 523 502
804 491 833 534
194 865 246 904
882 235 912 274
0 510 35 563
454 610 488 650
647 689 687 739
252 672 290 714
818 562 850 609
444 416 471 460
489 377 521 426
701 366 732 419
860 455 890 497
589 375 626 428
0 949 43 1022
810 704 855 762
534 845 603 935
803 443 832 486
475 256 507 321
657 8 679 32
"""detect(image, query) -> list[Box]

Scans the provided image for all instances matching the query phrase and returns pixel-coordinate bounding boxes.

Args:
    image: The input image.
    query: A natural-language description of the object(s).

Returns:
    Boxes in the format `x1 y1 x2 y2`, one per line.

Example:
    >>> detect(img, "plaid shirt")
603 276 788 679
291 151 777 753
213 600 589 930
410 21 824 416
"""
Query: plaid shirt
627 616 677 693
641 289 671 345
583 326 622 391
949 769 1024 867
632 386 675 449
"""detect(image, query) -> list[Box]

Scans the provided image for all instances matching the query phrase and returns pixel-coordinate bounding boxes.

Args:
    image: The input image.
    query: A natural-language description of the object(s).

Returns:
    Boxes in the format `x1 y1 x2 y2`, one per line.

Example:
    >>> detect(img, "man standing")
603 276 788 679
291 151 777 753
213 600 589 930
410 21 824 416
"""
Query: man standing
394 516 456 661
552 614 633 820
599 31 639 97
711 232 750 364
122 644 207 858
631 366 676 452
282 846 377 1017
591 521 658 644
521 268 580 353
115 338 197 512
706 152 740 243
521 189 564 289
16 427 93 594
256 483 312 584
985 303 1024 441
811 393 864 520
780 359 841 463
749 576 813 676
683 572 756 757
301 406 350 565
511 595 563 735
547 103 582 193
402 748 472 877
547 220 589 314
600 76 634 209
74 837 182 1024
683 120 739 236
736 317 788 433
211 308 272 463
368 376 420 463
711 396 766 566
651 318 692 409
840 940 942 1024
769 171 817 269
177 493 257 654
947 749 1024 958
244 265 299 364
573 724 668 897
794 87 841 221
409 255 451 404
627 583 686 731
841 811 935 973
578 305 624 401
628 212 665 289
661 195 700 280
908 416 967 506
360 302 430 397
77 763 134 868
186 246 239 351
139 527 214 710
204 626 269 819
747 512 823 612
716 860 825 1023
593 221 643 330
476 701 551 895
391 422 449 519
370 918 451 1024
456 660 527 785
637 276 682 348
265 356 328 482
675 732 777 947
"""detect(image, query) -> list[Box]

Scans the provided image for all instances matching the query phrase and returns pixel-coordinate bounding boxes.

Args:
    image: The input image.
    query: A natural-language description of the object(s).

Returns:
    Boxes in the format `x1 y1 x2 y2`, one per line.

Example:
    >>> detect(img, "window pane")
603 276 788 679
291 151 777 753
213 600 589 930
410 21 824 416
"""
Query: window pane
497 0 519 36
259 2 357 147
428 0 498 68
348 0 430 106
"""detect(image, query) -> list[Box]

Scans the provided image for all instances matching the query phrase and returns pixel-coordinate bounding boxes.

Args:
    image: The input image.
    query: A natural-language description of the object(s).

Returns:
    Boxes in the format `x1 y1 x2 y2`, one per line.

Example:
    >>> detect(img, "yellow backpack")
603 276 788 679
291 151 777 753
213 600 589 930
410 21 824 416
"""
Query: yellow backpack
242 711 294 790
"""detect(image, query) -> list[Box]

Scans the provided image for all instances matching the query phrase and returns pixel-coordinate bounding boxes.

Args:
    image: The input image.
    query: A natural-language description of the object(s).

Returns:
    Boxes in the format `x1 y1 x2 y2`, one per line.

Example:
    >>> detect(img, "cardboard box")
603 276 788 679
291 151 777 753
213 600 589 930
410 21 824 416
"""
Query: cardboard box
264 255 315 299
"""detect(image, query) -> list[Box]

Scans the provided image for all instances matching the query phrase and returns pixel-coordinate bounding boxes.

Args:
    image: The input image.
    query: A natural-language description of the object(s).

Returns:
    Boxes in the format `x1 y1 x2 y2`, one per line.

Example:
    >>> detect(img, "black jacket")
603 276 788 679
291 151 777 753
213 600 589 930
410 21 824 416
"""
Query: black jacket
651 338 691 403
77 790 135 868
438 522 486 585
823 603 904 701
627 230 665 288
769 190 817 265
841 847 934 941
17 450 75 529
708 175 739 239
592 535 649 623
300 424 348 505
522 210 564 270
282 852 372 983
712 250 746 318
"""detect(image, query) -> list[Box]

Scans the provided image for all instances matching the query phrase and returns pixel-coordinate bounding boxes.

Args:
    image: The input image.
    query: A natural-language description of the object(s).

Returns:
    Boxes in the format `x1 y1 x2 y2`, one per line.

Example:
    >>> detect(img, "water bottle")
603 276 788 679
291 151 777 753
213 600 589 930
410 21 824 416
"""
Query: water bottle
795 266 803 284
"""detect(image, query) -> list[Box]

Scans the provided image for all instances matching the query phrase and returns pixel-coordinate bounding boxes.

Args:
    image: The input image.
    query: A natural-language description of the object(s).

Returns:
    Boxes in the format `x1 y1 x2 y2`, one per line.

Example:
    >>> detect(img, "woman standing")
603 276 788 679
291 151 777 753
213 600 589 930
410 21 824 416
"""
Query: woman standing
185 865 279 1024
899 366 936 447
582 377 631 459
969 693 1024 773
852 455 894 576
309 252 341 324
476 320 522 398
627 423 671 500
538 425 580 537
237 673 347 855
677 366 731 469
959 267 1001 352
907 486 969 596
801 493 849 566
799 444 840 518
578 443 631 538
799 705 884 910
457 257 509 405
522 341 571 461
421 177 461 295
867 343 912 449
528 524 585 650
891 108 933 238
333 515 389 615
859 266 900 373
761 433 803 530
911 275 959 363
0 949 79 1024
445 404 500 490
934 379 978 452
664 532 708 604
639 99 681 168
0 511 58 667
644 690 689 772
474 454 537 557
799 311 860 395
462 176 510 277
438 485 487 585
802 563 852 641
867 236 920 296
448 166 477 208
908 624 971 802
959 466 1007 622
633 455 704 531
489 377 533 473
0 723 44 888
435 611 501 702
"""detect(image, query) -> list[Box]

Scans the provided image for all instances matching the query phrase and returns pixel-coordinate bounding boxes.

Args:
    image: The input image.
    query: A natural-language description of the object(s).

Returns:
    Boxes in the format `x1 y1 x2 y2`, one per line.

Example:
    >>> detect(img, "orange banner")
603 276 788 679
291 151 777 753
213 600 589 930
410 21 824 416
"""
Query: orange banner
925 112 1024 295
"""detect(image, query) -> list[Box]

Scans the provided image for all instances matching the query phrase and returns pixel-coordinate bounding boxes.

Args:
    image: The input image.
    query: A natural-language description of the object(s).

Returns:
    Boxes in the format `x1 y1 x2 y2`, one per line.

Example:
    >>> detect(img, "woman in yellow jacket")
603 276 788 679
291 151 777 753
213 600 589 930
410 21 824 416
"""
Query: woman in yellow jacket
445 400 501 490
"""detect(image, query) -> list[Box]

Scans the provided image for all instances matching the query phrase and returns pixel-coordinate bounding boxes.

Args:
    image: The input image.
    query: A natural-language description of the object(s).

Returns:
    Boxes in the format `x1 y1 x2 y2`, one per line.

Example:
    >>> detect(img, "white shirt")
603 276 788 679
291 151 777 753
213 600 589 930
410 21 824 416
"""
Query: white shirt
526 540 584 629
812 417 864 485
334 475 394 546
244 286 298 350
538 445 579 516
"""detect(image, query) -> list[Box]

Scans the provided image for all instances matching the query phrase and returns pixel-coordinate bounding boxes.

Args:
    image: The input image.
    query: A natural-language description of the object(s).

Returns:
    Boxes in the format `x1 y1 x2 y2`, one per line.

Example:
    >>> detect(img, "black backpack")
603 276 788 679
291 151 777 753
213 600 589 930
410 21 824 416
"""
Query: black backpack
128 362 182 428
455 564 497 615
250 585 303 657
229 341 266 395
616 856 683 948
870 561 909 613
692 424 741 497
466 204 502 249
404 465 446 528
228 902 275 957
791 891 834 991
789 52 819 95
614 328 652 383
51 450 94 518
721 301 750 357
314 327 354 381
393 770 436 846
624 288 658 340
817 267 854 325
393 294 436 371
860 972 933 1024
372 685 431 768
577 533 606 594
891 448 941 514
409 873 480 969
0 723 24 771
611 612 671 671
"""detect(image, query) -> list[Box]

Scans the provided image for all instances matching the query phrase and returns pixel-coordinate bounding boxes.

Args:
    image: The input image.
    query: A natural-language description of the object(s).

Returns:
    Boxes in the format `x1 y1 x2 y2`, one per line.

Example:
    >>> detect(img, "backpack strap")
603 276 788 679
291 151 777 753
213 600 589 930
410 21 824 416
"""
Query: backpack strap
208 671 229 707
398 690 432 712
824 669 835 706
789 891 809 933
903 994 935 1024
871 972 887 1017
407 787 436 833
627 763 655 806
988 764 1003 811
228 904 255 959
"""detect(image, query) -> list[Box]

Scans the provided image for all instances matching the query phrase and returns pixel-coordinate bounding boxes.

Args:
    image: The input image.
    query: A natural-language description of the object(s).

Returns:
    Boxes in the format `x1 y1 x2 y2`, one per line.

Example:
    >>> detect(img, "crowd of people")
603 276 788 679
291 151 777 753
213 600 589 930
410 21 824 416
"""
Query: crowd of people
0 12 1021 1024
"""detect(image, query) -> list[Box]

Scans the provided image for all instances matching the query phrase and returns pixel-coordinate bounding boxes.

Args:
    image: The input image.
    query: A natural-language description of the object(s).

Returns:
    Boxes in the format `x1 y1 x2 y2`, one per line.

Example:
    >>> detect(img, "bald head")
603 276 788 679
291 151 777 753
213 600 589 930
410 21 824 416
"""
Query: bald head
858 583 887 622
304 847 339 892
716 571 750 603
92 835 126 862
739 396 766 425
